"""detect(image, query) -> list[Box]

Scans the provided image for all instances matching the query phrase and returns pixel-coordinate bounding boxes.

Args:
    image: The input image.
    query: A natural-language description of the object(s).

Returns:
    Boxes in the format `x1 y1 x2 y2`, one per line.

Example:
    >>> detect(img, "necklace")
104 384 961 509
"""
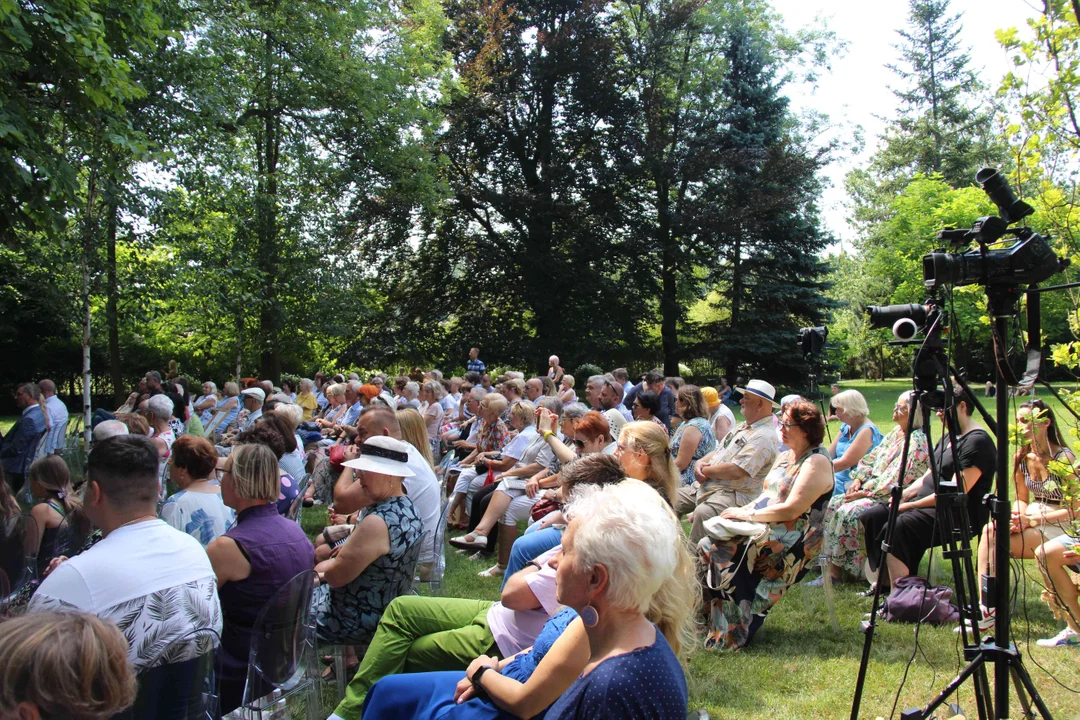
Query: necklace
116 514 157 530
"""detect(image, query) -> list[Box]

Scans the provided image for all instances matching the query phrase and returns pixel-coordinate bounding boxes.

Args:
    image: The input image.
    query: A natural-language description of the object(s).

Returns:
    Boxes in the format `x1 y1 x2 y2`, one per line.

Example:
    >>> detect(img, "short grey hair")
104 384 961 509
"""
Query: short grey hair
587 374 606 389
299 378 314 392
429 369 444 381
537 396 562 416
202 381 218 395
563 402 589 420
147 394 174 422
404 381 420 398
423 380 442 399
347 380 362 392
274 403 303 430
348 372 360 381
93 420 130 443
470 387 488 401
17 382 41 401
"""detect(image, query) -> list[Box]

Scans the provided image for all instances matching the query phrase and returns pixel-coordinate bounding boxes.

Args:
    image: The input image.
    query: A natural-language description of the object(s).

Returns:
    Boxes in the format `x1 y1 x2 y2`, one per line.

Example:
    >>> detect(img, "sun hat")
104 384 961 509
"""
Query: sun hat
240 387 266 402
603 409 627 440
701 387 721 411
735 379 780 409
342 436 416 478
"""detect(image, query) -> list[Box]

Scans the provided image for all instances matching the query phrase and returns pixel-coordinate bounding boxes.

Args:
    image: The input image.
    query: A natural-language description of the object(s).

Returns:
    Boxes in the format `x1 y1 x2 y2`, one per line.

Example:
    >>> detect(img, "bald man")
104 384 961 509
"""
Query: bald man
38 379 70 454
333 408 441 576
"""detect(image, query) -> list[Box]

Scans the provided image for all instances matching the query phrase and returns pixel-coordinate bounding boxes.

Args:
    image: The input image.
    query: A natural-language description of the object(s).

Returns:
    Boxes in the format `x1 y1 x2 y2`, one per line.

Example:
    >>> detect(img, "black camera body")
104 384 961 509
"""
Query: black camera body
922 168 1067 290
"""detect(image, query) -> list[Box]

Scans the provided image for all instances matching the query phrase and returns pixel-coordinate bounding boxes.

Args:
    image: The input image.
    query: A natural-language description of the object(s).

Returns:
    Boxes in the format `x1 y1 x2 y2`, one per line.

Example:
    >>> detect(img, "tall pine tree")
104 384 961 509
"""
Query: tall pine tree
697 19 833 382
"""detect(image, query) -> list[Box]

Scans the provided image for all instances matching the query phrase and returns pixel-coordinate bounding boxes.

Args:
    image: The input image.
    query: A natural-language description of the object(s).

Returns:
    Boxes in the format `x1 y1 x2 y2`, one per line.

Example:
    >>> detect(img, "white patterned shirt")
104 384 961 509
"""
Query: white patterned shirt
29 519 222 671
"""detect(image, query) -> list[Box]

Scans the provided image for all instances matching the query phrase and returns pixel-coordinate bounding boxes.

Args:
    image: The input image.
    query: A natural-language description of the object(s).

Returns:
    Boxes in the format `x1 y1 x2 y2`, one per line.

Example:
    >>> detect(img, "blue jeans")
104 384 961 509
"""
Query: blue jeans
501 526 563 590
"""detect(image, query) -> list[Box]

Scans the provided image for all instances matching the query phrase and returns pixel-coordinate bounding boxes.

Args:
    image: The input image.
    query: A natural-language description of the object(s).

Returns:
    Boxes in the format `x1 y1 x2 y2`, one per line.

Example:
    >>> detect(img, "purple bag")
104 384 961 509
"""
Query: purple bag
881 575 959 624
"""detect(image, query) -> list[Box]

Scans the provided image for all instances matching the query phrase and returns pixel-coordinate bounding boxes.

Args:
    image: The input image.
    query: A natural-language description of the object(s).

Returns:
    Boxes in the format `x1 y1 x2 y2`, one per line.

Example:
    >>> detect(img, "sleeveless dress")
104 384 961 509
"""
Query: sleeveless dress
156 427 176 501
671 416 716 485
217 503 315 714
36 500 67 575
314 495 423 645
820 426 929 576
702 446 834 649
833 421 883 494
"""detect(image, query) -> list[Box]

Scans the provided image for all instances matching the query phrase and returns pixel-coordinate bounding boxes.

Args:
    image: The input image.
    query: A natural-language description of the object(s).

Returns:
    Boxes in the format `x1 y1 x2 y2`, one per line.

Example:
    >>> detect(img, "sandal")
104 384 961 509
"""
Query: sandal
321 661 359 682
478 564 506 578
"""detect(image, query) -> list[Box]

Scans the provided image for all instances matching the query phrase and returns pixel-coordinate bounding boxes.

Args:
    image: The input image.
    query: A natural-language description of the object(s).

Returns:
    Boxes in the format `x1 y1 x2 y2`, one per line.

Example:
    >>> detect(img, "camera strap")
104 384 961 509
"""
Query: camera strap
992 287 1041 388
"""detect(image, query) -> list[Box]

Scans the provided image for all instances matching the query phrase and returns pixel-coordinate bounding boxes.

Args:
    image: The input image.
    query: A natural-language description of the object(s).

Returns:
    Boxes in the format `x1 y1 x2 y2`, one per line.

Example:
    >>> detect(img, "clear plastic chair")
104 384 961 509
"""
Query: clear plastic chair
0 514 38 604
238 569 320 720
415 499 451 596
113 627 220 720
286 474 311 524
48 510 94 562
0 567 10 617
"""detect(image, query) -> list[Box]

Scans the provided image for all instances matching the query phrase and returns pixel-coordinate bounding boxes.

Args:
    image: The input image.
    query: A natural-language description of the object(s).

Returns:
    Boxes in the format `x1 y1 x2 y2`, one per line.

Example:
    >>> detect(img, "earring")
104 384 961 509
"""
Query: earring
581 605 600 627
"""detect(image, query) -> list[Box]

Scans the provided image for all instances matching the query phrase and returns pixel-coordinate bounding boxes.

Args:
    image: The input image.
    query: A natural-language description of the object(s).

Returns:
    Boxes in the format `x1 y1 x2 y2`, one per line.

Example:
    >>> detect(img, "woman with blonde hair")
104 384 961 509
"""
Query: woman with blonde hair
617 421 680 507
26 455 86 570
559 374 577 405
419 382 444 455
396 408 435 470
0 611 137 719
316 383 350 430
828 389 883 495
207 443 315 714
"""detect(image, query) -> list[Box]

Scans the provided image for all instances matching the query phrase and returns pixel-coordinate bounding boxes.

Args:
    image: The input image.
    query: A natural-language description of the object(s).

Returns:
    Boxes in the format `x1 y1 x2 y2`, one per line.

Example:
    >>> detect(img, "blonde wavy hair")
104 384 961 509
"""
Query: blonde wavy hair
0 611 137 719
509 400 536 428
395 408 435 469
618 421 679 507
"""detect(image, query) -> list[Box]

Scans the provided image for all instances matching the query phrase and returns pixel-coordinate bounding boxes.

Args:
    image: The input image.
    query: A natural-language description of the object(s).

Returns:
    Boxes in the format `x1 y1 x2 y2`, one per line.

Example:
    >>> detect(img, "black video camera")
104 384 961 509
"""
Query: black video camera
922 168 1068 289
798 326 828 358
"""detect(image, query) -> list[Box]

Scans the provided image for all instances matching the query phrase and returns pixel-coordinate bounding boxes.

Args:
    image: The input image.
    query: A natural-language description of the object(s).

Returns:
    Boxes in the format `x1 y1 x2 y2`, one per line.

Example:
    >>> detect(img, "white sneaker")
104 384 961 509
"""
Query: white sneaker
1036 626 1080 647
954 609 995 634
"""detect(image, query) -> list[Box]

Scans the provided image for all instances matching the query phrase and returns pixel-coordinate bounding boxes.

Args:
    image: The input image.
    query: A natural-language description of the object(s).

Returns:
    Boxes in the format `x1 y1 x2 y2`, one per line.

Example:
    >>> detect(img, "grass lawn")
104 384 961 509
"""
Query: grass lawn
301 377 1080 719
0 416 16 436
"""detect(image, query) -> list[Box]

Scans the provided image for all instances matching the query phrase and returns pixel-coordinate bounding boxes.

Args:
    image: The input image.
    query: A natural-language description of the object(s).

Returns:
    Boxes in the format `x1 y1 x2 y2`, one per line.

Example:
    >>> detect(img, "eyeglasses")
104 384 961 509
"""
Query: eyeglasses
573 439 586 449
779 421 798 428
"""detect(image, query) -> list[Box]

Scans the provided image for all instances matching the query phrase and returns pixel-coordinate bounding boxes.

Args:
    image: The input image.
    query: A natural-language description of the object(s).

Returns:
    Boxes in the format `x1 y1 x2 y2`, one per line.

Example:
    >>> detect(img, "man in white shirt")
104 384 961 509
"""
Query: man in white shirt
334 408 441 577
29 435 222 671
38 379 69 454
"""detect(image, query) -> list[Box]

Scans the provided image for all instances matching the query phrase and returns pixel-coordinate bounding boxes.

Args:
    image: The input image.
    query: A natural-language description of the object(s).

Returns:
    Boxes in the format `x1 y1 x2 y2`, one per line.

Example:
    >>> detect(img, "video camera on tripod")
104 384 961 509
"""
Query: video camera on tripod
849 170 1070 720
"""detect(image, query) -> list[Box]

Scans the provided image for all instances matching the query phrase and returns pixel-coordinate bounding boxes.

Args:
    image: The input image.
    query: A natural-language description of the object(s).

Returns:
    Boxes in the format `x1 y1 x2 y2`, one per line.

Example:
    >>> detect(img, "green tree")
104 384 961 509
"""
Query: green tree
694 19 834 383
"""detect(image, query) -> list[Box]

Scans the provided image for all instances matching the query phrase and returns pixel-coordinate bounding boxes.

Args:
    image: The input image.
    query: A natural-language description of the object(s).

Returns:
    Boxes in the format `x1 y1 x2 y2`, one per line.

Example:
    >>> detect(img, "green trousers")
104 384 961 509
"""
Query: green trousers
333 596 498 720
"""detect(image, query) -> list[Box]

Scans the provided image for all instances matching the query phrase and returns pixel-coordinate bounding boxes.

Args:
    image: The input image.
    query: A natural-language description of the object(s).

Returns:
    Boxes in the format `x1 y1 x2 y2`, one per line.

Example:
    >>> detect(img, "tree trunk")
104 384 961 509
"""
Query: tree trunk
257 27 281 383
725 233 743 381
106 197 124 405
659 190 679 378
81 170 98 446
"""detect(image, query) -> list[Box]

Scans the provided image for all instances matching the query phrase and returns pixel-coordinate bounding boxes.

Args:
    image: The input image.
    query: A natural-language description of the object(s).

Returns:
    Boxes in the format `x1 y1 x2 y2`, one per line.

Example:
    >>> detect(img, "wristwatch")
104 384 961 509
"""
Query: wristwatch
471 664 496 695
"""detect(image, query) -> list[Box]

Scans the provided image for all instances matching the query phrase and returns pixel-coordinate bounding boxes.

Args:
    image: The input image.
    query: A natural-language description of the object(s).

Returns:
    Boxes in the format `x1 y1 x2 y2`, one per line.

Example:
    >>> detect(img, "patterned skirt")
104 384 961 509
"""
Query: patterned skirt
702 521 823 650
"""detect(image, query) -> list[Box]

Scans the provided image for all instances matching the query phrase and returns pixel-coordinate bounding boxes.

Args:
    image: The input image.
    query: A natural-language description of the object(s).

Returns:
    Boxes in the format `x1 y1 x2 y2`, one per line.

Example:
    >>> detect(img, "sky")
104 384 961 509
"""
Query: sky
770 0 1043 251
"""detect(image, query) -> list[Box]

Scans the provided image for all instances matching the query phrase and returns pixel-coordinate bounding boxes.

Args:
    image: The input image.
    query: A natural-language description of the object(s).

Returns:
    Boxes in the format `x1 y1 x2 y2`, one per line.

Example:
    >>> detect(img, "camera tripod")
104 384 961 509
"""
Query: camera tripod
850 294 1053 720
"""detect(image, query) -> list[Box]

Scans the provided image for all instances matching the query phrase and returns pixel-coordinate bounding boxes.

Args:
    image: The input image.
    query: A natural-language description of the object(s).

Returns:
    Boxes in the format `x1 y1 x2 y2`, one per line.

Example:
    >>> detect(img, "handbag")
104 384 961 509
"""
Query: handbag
881 575 959 624
530 497 559 522
701 515 768 542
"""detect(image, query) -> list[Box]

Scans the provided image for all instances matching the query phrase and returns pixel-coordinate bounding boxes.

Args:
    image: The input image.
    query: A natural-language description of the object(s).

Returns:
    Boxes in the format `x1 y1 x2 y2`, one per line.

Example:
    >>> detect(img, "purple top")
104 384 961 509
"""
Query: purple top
218 504 314 688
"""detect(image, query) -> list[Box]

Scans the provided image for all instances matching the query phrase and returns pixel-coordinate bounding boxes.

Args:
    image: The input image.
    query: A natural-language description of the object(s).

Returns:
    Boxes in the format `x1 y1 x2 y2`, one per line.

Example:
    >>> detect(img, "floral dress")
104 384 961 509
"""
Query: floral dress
820 426 929 576
314 495 423 644
702 447 833 650
671 416 716 485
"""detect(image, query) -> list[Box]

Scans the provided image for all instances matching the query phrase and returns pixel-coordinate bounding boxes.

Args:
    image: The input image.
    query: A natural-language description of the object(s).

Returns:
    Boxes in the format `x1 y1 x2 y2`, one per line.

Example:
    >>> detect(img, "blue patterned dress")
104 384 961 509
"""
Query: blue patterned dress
314 495 423 644
160 489 236 547
671 417 716 485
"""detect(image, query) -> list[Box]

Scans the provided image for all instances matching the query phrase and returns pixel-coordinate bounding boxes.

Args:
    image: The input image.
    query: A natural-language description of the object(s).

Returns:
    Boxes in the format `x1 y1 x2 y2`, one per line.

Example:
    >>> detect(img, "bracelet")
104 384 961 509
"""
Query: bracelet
542 430 554 441
470 664 495 701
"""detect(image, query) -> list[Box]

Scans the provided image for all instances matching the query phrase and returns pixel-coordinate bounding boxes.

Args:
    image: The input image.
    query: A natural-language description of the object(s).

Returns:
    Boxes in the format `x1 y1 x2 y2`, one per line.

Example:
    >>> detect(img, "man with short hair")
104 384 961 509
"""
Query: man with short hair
625 370 677 429
259 379 274 399
216 388 264 455
524 377 544 402
29 435 222 671
612 368 633 398
466 347 486 375
597 374 633 422
333 408 441 576
676 379 781 544
38 379 69 454
144 370 163 395
1 382 47 490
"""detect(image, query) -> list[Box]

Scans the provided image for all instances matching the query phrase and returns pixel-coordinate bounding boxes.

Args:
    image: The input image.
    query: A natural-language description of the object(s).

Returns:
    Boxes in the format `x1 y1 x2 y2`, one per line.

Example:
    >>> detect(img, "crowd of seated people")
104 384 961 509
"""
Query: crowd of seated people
4 358 1078 720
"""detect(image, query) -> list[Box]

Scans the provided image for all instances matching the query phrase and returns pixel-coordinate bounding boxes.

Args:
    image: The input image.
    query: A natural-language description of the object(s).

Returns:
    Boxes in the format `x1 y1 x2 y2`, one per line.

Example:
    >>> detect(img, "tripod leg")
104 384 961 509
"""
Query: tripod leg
1009 666 1035 720
1009 659 1055 720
